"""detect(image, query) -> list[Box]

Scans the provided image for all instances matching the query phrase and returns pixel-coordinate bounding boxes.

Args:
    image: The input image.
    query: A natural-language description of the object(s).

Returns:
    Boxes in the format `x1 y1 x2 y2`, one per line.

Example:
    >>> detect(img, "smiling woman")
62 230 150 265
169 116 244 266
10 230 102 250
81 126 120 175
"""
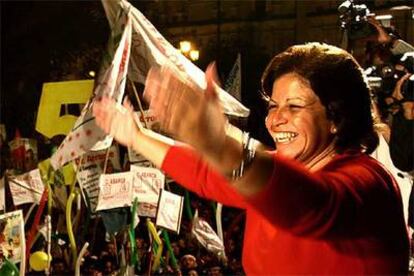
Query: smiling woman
264 73 335 169
93 42 409 274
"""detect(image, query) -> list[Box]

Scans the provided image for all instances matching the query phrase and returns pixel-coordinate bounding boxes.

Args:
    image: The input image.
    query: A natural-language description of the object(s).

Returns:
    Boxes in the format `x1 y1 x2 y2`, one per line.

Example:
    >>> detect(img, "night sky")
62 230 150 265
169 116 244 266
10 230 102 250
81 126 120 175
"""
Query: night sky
0 1 274 146
1 1 109 139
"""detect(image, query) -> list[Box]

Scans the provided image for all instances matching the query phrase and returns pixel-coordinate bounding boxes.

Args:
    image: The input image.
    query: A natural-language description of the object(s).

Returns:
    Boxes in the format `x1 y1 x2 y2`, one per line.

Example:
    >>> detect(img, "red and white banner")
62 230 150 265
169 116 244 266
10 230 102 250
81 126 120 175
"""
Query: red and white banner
101 0 249 118
50 11 132 169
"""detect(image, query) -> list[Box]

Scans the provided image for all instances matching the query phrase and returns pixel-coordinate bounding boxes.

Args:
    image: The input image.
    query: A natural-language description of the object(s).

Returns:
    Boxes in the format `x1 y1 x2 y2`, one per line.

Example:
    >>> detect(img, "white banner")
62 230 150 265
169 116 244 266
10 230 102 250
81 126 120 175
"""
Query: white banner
155 190 183 233
8 169 45 206
50 10 132 169
101 0 249 118
131 165 164 203
76 145 121 212
96 171 133 211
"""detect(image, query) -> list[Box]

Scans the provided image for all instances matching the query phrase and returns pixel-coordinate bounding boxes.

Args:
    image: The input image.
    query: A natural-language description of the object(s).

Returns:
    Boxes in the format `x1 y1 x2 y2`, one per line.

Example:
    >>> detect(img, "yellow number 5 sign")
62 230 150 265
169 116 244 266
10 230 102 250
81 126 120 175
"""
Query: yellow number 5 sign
36 80 94 138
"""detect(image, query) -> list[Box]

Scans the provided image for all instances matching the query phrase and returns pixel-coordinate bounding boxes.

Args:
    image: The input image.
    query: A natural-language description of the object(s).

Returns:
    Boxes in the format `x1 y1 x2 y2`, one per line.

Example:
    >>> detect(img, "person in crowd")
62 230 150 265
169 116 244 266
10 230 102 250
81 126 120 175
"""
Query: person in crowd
364 16 414 172
356 16 414 227
93 42 409 274
180 254 198 274
51 257 67 275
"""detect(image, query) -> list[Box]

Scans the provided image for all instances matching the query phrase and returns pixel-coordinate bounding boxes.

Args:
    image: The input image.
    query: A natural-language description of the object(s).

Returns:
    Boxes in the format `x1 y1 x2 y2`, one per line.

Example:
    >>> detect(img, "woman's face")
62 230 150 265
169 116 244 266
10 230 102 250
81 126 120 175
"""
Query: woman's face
265 73 334 165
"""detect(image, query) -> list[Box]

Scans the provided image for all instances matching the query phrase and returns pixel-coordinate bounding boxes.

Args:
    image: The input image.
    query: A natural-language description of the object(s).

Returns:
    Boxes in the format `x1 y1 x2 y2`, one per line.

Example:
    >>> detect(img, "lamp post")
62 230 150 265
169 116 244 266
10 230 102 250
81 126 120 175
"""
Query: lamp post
179 40 200 61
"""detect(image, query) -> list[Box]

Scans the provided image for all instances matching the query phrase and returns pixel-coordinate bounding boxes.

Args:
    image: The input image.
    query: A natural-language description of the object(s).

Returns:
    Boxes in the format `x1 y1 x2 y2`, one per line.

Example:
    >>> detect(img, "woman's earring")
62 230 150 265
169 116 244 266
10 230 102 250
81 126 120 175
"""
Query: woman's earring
331 126 337 134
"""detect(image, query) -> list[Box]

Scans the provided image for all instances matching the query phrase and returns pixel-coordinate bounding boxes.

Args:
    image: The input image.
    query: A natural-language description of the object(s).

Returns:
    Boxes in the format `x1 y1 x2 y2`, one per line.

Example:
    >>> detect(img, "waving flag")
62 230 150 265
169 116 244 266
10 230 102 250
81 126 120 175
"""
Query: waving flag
192 210 225 256
101 0 249 117
50 9 132 169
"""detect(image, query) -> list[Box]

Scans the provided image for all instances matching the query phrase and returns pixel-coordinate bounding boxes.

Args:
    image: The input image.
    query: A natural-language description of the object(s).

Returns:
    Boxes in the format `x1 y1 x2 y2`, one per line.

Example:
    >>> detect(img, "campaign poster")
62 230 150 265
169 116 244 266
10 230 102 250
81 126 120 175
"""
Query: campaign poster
0 210 25 264
8 169 45 206
96 171 133 211
155 190 183 233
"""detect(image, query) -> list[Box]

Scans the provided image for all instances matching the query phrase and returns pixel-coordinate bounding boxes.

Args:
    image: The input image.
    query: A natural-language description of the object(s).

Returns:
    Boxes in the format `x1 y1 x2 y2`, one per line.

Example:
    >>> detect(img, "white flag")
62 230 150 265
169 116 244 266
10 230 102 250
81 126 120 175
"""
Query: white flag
50 10 132 169
192 209 225 256
101 0 249 118
8 169 45 206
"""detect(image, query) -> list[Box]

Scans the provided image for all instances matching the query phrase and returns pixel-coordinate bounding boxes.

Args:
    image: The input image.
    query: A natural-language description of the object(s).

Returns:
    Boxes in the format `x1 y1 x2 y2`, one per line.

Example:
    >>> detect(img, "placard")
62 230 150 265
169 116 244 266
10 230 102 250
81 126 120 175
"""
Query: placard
155 190 183 233
131 165 164 203
8 169 45 206
0 210 25 264
96 171 133 211
76 145 121 211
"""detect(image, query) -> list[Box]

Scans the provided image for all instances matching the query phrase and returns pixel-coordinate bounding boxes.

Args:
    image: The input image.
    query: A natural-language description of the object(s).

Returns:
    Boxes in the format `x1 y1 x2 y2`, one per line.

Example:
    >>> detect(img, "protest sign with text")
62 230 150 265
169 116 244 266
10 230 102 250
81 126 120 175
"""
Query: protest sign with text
155 190 183 233
96 171 133 211
76 145 121 212
0 210 25 264
8 169 44 206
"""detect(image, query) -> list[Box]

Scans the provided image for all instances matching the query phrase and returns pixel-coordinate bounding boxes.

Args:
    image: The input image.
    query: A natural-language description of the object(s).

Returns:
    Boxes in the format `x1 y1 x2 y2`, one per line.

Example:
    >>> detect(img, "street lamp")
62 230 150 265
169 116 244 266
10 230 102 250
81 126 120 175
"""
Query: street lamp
179 40 200 61
179 41 192 53
189 50 199 61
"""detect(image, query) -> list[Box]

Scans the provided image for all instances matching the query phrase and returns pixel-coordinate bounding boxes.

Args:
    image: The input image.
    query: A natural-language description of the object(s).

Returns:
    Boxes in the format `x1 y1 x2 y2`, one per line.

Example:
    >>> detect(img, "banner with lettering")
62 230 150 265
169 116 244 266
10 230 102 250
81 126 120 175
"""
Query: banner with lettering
131 165 164 202
50 8 132 169
96 171 133 211
8 169 45 206
76 145 121 212
155 190 183 233
101 0 249 118
131 165 165 218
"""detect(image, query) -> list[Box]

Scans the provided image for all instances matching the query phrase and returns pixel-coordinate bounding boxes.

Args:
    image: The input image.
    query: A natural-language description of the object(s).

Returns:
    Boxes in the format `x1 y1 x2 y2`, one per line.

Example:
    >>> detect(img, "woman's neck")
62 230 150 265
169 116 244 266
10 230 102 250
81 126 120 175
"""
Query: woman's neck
305 142 337 172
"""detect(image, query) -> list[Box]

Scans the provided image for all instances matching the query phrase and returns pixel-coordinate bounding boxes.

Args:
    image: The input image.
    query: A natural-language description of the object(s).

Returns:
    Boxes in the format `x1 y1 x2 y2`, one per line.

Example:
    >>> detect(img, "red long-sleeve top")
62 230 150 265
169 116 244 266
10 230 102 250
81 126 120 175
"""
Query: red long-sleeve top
161 145 409 275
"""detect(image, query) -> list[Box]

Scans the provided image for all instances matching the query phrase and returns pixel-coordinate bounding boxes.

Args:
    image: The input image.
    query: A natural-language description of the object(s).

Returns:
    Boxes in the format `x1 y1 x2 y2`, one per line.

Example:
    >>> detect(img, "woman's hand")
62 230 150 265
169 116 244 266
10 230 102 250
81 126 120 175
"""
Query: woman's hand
144 63 228 164
93 96 141 148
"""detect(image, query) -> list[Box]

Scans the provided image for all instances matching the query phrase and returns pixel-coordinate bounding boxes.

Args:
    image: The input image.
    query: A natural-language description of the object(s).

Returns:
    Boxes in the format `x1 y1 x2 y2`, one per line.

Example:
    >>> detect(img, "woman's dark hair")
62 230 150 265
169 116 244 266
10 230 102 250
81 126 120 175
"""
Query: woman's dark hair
261 42 378 154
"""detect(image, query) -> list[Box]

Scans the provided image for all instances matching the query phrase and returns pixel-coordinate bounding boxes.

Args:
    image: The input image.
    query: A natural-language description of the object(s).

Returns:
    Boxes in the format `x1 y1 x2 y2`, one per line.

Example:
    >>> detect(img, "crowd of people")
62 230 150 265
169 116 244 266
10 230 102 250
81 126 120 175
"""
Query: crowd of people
0 133 246 275
1 8 413 276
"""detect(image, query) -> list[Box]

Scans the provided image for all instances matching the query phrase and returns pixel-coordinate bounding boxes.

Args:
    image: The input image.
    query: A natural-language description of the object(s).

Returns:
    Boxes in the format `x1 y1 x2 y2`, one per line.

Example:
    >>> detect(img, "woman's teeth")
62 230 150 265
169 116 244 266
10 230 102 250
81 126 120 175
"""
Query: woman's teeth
273 132 298 143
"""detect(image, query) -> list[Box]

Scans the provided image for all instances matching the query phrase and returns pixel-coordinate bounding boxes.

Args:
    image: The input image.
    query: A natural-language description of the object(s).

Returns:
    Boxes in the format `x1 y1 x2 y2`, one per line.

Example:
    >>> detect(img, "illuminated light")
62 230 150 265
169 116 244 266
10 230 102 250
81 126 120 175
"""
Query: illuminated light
88 71 96 77
375 14 392 21
179 41 191 53
189 50 199 61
